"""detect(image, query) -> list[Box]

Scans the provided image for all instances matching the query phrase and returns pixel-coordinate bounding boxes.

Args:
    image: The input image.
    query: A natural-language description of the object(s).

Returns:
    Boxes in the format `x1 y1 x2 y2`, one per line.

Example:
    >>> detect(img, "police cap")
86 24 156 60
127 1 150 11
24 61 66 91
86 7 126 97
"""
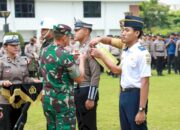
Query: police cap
3 35 20 45
74 19 92 30
120 15 144 30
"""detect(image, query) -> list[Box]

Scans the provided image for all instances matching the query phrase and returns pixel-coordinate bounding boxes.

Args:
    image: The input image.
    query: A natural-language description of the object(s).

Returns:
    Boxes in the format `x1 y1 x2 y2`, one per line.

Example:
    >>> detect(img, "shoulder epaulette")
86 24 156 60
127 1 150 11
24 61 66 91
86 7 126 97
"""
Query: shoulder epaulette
138 46 146 51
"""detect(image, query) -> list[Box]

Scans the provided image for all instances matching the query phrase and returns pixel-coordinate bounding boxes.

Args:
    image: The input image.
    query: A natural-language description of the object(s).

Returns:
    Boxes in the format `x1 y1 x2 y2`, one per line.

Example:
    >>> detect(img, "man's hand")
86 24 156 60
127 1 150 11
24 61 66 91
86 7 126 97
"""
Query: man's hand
33 78 41 83
79 52 87 62
135 111 146 125
89 37 102 47
90 48 103 58
85 100 95 110
2 80 12 87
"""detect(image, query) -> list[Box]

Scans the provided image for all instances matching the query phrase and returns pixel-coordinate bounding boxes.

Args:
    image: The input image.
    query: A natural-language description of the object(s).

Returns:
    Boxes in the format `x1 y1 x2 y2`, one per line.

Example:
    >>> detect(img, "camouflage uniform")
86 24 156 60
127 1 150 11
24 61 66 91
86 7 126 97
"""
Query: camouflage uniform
40 38 54 54
38 38 54 77
40 44 80 130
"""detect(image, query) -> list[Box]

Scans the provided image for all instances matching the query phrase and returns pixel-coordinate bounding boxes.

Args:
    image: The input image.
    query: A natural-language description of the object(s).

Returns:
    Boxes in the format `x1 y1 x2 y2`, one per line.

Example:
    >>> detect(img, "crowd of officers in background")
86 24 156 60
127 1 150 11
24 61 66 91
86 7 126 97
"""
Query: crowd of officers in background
0 32 179 79
141 32 180 76
105 32 180 77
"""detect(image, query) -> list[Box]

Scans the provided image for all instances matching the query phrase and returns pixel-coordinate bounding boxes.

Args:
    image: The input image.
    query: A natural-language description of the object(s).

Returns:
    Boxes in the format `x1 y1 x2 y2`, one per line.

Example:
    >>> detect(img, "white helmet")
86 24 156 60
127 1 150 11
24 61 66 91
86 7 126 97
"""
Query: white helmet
40 17 58 30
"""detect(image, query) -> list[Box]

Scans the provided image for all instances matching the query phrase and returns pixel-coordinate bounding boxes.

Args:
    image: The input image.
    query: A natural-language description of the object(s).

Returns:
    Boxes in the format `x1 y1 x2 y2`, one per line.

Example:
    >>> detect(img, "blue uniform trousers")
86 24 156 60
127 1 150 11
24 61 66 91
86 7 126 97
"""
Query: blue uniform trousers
119 88 148 130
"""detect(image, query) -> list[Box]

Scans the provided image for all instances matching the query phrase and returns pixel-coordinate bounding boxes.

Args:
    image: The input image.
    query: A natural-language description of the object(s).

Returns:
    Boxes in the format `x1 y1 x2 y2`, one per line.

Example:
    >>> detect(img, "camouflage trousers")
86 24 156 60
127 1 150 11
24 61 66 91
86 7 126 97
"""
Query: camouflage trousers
42 90 76 130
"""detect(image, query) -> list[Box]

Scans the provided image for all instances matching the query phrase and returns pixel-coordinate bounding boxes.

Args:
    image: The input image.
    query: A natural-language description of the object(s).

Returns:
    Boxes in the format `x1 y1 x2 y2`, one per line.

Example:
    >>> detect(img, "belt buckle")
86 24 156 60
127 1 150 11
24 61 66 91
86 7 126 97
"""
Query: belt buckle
121 87 126 92
74 84 79 89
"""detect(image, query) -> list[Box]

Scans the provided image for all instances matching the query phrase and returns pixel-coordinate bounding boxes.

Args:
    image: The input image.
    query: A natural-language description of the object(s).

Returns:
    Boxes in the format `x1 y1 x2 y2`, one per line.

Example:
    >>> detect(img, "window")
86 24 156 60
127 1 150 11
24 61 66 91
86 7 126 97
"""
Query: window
83 1 101 18
15 0 35 18
0 0 7 11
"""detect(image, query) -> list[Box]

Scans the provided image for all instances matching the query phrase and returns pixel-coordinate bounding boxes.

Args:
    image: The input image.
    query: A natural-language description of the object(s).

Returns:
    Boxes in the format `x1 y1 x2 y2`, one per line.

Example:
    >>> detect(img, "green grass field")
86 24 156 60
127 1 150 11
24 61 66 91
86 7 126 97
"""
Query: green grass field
25 70 180 130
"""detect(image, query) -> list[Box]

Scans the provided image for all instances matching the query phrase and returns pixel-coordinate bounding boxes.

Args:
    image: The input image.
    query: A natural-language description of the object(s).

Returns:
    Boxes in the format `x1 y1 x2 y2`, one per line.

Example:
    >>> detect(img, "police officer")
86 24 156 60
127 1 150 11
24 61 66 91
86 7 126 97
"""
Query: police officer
149 34 156 69
166 33 176 74
0 35 40 130
153 34 167 76
175 34 180 74
40 24 86 130
141 34 151 52
73 19 101 130
90 15 151 130
24 37 39 77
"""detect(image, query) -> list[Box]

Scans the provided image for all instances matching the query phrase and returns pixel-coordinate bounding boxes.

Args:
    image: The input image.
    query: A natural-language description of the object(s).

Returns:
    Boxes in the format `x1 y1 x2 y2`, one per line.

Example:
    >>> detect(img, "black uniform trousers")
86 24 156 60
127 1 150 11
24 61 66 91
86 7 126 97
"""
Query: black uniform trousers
156 56 165 75
177 51 180 74
0 104 27 130
167 54 175 74
119 88 148 130
74 87 99 130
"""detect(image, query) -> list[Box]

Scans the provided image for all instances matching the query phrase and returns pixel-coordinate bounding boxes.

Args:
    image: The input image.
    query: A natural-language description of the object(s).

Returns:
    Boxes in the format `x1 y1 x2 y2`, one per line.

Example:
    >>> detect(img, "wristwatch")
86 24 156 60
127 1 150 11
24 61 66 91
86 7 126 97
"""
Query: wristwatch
139 107 145 112
0 107 3 112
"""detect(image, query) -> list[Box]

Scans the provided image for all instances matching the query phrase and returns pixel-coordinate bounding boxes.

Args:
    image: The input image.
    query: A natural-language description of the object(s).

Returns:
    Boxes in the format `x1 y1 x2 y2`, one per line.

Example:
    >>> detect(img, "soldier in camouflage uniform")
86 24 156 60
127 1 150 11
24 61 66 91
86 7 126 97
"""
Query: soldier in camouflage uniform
0 35 40 130
39 18 57 51
40 24 85 130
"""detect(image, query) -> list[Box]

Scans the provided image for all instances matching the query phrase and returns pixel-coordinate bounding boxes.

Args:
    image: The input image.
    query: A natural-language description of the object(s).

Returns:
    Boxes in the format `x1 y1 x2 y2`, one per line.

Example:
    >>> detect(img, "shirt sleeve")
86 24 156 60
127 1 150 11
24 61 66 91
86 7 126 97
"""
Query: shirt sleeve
139 51 151 78
22 58 34 83
63 53 80 79
0 60 5 86
88 54 101 100
111 38 124 49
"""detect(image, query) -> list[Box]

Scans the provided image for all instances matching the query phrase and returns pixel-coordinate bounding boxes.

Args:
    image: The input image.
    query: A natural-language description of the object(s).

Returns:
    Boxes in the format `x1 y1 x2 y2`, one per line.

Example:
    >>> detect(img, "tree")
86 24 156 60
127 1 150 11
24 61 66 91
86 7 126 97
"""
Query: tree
139 0 170 33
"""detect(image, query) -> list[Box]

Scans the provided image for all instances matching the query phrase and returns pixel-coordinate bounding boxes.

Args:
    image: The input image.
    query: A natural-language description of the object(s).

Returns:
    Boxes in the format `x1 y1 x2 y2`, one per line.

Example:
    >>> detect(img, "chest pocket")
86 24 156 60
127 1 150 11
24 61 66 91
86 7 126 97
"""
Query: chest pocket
128 57 137 68
20 64 28 75
3 65 12 78
156 44 164 51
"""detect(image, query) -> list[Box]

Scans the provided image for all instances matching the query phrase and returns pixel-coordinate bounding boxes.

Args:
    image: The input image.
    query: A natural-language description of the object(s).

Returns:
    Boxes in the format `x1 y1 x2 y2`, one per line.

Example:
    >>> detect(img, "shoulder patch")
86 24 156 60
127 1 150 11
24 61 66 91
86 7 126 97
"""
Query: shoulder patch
145 53 151 65
138 46 146 51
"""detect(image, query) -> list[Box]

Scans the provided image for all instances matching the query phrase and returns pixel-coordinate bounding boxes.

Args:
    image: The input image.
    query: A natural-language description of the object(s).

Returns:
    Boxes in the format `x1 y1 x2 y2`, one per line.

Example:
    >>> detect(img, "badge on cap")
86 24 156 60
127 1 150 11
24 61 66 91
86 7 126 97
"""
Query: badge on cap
3 35 20 45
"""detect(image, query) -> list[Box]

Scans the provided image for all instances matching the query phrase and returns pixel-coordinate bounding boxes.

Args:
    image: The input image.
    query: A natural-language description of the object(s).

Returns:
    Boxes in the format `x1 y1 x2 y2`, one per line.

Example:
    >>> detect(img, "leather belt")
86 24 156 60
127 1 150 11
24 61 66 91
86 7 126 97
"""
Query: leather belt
74 84 90 89
121 87 140 92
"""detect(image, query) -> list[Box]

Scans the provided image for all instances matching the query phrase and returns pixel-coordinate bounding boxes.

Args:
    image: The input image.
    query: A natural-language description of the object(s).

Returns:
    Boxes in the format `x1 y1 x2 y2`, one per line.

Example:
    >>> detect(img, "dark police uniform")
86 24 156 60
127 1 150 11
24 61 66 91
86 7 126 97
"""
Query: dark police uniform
119 16 151 130
74 20 101 130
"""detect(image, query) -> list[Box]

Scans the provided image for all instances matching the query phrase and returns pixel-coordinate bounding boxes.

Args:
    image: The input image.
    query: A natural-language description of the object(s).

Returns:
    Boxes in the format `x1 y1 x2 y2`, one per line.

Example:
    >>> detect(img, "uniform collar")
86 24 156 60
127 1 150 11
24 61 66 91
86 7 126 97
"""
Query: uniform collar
127 42 140 52
5 55 20 64
80 36 91 48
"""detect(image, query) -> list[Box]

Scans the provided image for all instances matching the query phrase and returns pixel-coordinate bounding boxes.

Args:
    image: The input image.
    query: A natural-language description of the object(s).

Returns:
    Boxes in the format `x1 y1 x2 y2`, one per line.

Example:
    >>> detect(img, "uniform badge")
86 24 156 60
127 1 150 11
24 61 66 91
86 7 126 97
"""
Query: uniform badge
138 46 146 51
145 54 151 65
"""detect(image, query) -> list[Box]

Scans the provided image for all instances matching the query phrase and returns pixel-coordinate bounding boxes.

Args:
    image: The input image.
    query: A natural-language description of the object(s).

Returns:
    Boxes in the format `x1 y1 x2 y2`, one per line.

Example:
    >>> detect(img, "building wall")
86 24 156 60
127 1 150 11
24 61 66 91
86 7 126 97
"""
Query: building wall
0 0 143 42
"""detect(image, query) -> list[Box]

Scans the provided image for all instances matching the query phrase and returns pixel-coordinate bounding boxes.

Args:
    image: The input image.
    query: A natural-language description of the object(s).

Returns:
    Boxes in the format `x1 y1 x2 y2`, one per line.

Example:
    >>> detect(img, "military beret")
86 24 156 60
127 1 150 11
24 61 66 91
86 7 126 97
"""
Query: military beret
3 35 20 45
120 15 144 30
53 24 72 35
74 19 92 30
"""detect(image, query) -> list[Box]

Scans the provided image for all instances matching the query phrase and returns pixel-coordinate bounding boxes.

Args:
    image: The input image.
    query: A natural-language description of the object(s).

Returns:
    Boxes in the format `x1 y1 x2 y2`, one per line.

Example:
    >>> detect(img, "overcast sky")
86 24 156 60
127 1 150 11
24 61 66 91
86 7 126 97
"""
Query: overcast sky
159 0 180 4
